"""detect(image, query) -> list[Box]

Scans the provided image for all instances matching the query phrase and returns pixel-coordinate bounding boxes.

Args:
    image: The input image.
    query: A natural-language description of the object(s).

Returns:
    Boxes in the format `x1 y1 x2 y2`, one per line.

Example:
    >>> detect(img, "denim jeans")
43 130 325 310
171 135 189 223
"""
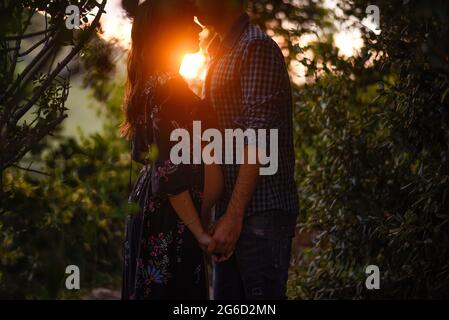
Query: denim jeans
213 210 297 300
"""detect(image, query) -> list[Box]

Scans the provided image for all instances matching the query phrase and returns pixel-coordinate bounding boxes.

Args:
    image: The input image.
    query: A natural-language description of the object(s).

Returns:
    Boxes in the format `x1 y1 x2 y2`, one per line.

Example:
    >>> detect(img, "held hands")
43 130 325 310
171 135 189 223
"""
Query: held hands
201 151 258 261
196 208 214 252
206 210 244 262
196 231 212 252
195 205 244 262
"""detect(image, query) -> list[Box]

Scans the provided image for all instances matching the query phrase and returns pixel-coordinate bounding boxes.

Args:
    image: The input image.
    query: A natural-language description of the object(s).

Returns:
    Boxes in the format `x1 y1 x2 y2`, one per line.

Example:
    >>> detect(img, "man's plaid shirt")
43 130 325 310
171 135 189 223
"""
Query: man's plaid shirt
204 13 299 217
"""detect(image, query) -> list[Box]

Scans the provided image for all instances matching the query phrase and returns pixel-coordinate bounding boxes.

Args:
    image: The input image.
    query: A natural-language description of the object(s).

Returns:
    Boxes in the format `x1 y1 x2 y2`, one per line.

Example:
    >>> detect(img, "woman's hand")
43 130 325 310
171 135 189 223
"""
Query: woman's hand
207 209 244 262
196 231 212 252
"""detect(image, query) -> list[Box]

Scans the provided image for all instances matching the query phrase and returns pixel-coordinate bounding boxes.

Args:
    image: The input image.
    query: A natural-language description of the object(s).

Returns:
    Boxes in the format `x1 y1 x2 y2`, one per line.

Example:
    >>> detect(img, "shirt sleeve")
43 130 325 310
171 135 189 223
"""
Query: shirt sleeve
235 38 287 145
151 156 193 196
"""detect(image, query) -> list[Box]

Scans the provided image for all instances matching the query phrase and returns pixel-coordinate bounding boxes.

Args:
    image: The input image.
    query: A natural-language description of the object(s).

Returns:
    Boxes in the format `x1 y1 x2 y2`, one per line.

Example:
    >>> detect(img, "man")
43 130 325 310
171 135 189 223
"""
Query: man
196 0 299 300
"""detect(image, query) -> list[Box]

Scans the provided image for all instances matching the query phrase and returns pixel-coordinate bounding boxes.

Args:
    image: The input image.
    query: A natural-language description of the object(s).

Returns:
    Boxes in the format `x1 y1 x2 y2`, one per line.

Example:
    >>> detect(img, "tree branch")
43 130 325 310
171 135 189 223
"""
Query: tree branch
11 164 52 177
18 32 53 57
5 8 35 91
2 114 68 171
0 30 60 105
0 47 20 52
0 27 57 41
11 0 108 124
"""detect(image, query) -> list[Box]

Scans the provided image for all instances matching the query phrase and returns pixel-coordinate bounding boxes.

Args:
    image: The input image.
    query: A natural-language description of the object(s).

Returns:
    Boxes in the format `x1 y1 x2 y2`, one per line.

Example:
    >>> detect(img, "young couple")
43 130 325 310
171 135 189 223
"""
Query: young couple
121 0 298 300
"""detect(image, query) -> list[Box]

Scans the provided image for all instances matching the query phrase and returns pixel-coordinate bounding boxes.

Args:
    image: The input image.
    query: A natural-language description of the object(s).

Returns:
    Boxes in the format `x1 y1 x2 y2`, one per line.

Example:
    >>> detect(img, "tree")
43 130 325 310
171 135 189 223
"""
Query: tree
0 0 107 191
288 0 449 298
0 84 133 298
241 0 449 299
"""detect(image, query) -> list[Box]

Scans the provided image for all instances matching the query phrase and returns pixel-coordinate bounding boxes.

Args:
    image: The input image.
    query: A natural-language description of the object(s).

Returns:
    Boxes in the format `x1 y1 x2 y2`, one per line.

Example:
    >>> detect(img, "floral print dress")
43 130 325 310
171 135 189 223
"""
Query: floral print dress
122 73 215 300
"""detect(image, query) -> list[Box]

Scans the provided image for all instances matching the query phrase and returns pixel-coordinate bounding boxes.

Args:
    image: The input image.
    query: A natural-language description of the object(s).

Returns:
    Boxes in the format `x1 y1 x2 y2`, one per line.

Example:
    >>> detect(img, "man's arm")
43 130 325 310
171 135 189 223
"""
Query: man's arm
227 145 260 215
207 37 285 260
207 145 260 261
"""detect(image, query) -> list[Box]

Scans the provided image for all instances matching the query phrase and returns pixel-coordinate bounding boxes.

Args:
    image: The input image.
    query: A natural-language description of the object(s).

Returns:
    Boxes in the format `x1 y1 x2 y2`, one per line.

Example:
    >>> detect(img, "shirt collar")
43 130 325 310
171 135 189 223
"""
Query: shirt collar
208 13 250 58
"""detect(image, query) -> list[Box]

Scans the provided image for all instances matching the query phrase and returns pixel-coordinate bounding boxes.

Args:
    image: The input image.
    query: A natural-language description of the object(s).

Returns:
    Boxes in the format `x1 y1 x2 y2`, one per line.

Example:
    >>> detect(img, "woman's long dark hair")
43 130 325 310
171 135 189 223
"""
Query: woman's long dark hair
120 0 196 138
120 0 157 138
121 0 180 137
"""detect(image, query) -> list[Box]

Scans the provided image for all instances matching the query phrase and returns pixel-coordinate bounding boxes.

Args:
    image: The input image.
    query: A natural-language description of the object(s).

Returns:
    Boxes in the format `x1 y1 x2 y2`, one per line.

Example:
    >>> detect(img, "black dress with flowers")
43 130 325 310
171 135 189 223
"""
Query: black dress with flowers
122 73 215 300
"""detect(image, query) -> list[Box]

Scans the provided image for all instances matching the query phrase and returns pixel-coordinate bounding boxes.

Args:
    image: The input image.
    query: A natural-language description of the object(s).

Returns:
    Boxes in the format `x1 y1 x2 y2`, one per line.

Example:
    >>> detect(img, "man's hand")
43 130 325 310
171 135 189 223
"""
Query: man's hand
208 145 260 262
207 209 244 262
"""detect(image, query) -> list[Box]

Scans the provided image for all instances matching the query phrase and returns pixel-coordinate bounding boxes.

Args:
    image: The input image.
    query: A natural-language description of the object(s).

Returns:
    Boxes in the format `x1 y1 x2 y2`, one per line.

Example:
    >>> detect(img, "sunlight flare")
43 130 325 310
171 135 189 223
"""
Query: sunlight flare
179 51 207 80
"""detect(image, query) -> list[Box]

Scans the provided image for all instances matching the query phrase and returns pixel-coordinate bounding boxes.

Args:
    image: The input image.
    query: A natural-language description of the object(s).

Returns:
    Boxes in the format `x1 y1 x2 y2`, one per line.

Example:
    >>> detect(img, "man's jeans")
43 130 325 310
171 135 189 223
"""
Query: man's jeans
213 210 297 300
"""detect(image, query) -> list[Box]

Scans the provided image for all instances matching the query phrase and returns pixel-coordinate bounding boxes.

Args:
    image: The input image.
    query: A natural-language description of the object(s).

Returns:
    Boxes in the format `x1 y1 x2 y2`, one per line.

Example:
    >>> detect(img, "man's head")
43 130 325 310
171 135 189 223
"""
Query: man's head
195 0 248 28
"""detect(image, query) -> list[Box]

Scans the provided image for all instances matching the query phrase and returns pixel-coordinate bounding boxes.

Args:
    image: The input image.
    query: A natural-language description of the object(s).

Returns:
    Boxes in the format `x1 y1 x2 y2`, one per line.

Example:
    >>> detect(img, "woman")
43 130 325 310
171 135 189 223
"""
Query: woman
120 0 223 299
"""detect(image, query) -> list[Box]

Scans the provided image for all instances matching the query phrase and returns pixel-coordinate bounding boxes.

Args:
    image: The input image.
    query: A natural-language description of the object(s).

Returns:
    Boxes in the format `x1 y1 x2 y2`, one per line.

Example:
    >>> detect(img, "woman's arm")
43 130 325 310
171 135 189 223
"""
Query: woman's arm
201 163 224 229
169 191 211 250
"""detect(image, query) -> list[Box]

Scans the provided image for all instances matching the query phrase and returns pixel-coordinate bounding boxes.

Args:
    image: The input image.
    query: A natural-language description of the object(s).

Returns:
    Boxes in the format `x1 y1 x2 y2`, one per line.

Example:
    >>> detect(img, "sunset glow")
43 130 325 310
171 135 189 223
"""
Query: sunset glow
100 0 363 83
334 29 364 57
179 51 207 80
100 0 132 47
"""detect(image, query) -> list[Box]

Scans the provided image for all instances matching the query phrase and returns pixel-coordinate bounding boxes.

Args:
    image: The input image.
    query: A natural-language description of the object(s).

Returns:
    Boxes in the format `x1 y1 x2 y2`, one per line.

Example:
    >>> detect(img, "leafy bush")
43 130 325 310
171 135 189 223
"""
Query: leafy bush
0 85 134 299
288 0 449 299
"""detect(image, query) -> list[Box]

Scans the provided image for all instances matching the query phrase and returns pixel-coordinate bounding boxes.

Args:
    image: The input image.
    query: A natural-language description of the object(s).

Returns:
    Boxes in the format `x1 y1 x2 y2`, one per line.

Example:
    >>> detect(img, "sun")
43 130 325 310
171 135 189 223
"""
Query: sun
179 51 207 80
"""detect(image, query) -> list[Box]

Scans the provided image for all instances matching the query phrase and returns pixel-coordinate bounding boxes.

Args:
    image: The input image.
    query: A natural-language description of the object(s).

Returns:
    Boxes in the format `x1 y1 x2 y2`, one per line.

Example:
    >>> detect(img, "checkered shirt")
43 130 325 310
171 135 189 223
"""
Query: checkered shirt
204 13 299 217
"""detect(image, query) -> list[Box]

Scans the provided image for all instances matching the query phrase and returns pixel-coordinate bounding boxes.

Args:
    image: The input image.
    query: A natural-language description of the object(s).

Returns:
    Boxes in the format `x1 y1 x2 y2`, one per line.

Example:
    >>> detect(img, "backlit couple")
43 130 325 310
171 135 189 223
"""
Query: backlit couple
121 0 298 300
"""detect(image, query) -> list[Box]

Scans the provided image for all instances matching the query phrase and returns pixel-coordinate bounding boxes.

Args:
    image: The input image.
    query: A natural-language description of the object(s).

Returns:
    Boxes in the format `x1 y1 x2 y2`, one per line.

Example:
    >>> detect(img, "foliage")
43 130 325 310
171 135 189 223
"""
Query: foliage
0 83 134 299
248 0 333 66
0 0 107 176
288 0 449 299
